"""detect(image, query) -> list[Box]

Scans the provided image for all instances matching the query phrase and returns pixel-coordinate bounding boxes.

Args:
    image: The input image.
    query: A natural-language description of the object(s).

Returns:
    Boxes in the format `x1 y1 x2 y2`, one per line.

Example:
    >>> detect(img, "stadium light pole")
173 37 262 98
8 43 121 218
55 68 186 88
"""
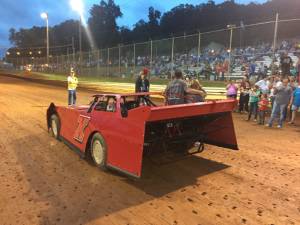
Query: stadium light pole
227 24 236 79
41 12 49 65
272 13 279 73
70 0 83 69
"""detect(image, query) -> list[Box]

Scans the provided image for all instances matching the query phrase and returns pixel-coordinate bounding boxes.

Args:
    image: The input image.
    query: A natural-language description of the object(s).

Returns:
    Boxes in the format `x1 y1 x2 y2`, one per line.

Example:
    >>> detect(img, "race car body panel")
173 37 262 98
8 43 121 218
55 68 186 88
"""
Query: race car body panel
47 93 238 178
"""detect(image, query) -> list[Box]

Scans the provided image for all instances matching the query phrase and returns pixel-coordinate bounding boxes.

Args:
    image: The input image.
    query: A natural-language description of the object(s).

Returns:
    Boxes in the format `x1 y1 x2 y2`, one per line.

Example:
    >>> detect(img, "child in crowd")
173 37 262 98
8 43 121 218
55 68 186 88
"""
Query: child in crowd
247 85 260 121
257 93 269 125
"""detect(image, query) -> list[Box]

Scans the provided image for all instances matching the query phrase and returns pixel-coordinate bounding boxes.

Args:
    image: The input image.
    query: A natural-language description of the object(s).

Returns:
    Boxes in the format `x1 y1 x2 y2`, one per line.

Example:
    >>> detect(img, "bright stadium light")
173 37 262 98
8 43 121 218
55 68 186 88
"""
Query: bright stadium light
70 0 84 16
40 12 49 64
6 52 10 55
29 51 32 55
16 52 20 55
40 12 48 20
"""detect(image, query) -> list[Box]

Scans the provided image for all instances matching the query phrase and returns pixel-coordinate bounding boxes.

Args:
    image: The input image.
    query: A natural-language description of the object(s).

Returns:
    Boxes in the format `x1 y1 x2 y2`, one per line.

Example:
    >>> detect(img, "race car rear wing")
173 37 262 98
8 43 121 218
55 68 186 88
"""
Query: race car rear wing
104 99 238 178
143 100 238 151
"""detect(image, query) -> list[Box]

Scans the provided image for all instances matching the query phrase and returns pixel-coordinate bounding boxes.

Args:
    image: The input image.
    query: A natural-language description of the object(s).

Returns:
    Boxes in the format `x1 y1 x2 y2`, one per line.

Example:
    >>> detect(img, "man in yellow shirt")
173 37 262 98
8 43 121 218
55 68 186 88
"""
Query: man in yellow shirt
67 68 78 106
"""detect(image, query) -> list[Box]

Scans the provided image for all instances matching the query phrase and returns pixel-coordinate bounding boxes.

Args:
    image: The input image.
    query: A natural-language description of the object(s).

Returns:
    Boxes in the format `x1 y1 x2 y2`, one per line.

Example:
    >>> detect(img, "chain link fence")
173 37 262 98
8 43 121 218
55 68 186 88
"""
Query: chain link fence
3 15 300 81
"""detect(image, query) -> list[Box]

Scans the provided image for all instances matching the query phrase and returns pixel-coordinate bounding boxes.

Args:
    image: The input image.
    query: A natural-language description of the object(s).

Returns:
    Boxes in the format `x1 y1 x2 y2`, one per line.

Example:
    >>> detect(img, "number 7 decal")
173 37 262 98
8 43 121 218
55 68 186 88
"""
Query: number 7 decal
74 115 91 143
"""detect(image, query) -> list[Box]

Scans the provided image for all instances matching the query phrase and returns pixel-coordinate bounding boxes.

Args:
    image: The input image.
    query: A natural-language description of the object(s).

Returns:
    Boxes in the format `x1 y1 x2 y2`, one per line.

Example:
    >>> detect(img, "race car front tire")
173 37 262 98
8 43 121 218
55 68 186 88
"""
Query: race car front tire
90 133 107 169
50 114 60 140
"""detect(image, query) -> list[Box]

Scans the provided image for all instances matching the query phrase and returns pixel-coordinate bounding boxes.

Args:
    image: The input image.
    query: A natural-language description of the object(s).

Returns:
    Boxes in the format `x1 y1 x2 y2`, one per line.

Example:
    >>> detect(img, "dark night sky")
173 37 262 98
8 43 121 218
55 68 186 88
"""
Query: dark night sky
0 0 266 49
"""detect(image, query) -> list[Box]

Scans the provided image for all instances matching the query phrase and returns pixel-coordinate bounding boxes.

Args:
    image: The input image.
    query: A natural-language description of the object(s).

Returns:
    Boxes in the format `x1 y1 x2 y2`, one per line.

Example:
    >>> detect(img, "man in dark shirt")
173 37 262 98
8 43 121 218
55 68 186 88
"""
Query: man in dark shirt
164 70 205 105
280 52 293 77
135 68 150 93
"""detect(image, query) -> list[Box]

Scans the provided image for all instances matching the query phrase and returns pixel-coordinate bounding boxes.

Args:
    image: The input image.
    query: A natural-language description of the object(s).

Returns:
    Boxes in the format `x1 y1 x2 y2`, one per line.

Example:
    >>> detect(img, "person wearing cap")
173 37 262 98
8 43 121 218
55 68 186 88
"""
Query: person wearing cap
67 68 78 106
135 68 150 93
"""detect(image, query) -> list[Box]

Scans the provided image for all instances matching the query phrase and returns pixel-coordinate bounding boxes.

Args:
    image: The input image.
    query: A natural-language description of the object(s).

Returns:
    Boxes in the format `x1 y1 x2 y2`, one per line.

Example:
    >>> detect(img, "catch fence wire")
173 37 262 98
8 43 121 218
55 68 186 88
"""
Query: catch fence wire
3 15 300 80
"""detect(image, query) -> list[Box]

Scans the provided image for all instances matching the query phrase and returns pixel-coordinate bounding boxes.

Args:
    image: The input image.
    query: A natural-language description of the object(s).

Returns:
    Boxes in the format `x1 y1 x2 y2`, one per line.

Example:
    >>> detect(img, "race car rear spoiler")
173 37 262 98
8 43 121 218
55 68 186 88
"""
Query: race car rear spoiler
125 99 238 152
147 100 235 121
103 99 238 178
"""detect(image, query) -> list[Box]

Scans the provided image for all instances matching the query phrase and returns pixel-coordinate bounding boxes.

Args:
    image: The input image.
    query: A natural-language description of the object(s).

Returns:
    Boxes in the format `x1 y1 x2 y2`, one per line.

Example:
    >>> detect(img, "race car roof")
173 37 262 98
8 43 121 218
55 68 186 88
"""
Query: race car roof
92 92 162 98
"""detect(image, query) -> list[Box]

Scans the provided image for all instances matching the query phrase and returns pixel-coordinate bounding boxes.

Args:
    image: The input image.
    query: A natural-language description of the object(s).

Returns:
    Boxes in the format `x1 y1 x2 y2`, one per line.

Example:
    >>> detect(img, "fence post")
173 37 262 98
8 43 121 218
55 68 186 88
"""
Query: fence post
107 48 110 77
133 43 136 75
150 40 153 78
197 31 201 67
72 37 75 66
227 24 236 80
272 13 279 73
119 44 121 76
171 36 175 78
97 49 100 71
67 48 70 67
56 56 59 73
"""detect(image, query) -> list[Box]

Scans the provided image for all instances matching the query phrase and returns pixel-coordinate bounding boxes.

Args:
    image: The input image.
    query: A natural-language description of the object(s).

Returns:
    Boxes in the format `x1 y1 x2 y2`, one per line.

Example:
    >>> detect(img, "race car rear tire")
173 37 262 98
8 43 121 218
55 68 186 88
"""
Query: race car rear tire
50 114 60 140
90 133 107 169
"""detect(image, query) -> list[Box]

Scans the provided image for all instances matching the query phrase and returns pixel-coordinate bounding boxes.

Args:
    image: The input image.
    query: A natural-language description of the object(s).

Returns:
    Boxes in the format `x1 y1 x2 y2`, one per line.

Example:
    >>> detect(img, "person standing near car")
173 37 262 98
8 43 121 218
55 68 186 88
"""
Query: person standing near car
226 80 238 99
135 68 150 93
67 68 78 106
185 79 207 103
164 70 205 105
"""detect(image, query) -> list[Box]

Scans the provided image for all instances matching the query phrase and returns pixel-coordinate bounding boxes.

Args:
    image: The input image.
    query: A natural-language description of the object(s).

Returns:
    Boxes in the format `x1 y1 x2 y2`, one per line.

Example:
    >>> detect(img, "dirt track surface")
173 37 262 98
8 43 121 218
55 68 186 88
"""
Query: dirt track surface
0 74 299 225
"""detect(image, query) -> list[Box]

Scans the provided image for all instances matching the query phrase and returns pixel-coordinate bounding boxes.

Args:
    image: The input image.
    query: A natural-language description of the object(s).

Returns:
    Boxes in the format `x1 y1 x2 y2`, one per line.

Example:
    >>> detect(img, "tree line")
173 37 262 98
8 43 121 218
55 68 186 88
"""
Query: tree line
6 0 300 59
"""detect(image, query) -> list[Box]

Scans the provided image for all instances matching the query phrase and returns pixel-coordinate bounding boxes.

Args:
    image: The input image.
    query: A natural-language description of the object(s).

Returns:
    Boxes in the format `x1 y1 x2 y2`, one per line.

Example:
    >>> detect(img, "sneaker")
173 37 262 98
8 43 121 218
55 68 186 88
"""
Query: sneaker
277 125 282 128
288 121 294 125
253 119 257 122
265 124 271 128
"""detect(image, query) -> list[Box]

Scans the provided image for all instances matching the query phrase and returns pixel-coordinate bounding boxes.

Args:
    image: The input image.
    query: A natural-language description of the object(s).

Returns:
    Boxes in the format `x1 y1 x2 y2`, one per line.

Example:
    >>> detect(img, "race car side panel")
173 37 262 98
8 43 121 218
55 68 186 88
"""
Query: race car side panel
56 107 92 152
90 106 150 178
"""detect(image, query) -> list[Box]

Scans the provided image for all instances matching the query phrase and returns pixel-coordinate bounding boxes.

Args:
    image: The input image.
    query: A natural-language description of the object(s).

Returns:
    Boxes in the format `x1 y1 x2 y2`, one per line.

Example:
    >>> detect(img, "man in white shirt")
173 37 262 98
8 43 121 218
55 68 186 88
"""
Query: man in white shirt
255 77 270 94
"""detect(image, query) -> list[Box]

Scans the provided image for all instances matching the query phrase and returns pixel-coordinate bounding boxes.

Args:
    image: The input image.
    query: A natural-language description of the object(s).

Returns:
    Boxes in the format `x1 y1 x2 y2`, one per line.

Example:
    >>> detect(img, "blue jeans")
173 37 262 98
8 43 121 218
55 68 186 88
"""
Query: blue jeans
68 90 76 105
268 101 287 127
248 102 258 120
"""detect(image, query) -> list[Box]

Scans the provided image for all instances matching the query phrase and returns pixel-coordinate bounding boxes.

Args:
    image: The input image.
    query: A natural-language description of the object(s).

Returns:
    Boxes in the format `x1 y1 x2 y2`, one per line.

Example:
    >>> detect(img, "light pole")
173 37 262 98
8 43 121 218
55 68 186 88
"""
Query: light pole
227 24 236 79
70 0 84 69
41 12 49 65
79 17 82 66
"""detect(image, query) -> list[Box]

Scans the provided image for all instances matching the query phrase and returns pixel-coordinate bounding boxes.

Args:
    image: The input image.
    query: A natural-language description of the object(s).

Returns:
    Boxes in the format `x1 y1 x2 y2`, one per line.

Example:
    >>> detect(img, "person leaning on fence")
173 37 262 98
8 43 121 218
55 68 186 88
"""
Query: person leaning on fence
67 68 78 106
164 70 205 105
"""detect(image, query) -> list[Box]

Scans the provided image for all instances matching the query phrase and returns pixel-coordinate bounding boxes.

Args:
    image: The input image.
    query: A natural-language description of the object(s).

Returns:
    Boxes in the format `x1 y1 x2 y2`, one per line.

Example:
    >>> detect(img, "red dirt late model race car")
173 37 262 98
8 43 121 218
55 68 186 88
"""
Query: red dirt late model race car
47 93 238 178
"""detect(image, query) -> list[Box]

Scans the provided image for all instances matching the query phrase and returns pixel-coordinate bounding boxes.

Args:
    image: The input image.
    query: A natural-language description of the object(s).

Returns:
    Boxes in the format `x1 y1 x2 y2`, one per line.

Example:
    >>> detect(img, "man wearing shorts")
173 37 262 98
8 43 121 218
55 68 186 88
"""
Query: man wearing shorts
288 84 300 125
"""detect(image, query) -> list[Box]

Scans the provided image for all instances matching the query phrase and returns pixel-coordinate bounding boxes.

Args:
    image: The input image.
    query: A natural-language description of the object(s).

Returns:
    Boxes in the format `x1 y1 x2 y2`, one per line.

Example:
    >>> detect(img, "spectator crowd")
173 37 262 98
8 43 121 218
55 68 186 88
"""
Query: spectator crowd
227 71 300 128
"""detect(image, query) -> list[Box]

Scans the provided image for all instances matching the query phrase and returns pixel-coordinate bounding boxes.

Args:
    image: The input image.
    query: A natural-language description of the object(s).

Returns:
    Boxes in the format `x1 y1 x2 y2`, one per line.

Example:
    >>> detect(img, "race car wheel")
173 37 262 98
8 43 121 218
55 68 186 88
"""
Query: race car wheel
91 133 107 169
50 114 60 139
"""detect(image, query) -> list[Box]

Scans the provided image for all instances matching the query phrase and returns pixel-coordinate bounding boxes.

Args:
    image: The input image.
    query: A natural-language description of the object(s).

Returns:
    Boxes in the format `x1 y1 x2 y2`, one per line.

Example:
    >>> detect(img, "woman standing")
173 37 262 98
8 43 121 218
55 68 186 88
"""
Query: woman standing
226 80 238 99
